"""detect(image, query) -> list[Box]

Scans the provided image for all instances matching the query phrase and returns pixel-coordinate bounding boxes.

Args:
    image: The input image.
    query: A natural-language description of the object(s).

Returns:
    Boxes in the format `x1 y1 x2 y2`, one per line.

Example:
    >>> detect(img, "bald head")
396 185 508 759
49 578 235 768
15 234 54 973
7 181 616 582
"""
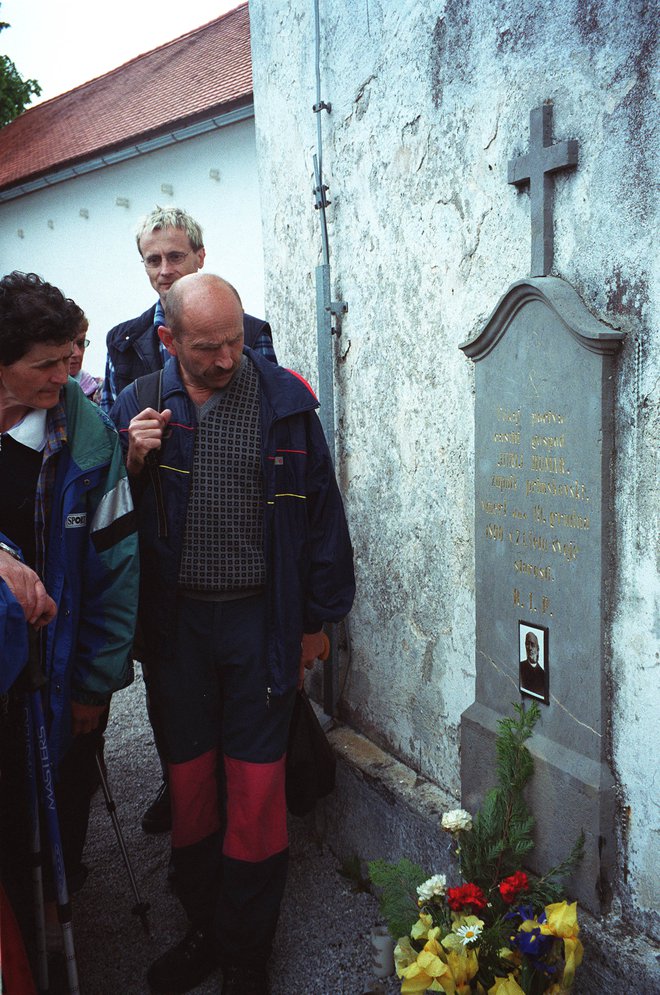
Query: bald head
158 273 246 400
525 631 539 664
164 273 243 338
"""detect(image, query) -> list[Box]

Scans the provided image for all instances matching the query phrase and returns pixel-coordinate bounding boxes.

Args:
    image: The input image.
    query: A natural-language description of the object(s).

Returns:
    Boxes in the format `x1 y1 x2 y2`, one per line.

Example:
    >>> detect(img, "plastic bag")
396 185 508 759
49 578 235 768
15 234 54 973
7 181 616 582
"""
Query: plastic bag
285 688 336 816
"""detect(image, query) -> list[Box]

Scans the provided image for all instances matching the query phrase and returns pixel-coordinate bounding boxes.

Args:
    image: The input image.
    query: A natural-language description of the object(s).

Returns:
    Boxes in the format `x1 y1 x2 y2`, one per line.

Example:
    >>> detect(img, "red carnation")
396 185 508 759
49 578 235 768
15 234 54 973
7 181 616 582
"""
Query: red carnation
446 883 487 911
498 871 529 904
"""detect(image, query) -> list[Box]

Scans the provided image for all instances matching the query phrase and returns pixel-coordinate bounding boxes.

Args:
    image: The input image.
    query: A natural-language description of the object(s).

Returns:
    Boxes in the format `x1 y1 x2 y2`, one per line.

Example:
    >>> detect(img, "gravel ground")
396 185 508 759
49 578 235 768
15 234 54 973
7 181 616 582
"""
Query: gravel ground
68 665 402 995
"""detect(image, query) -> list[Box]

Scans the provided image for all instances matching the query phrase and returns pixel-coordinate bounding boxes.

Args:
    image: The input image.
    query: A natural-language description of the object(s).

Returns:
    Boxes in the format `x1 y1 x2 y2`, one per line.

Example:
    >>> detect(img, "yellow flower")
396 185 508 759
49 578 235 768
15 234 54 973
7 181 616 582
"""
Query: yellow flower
487 973 526 995
394 935 419 974
543 901 579 938
397 937 456 993
411 912 440 943
540 901 584 988
445 947 479 993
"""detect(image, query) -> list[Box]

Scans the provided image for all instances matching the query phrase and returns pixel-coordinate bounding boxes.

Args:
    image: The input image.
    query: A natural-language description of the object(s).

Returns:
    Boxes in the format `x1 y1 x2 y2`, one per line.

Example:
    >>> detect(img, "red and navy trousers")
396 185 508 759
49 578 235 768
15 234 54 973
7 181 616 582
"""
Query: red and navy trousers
148 593 296 963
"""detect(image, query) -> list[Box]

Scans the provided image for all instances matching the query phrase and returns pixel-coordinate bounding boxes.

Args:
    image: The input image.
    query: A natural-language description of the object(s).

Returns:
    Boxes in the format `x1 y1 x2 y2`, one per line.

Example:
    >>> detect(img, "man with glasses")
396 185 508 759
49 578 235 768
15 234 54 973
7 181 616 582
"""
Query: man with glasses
101 206 276 837
100 206 275 413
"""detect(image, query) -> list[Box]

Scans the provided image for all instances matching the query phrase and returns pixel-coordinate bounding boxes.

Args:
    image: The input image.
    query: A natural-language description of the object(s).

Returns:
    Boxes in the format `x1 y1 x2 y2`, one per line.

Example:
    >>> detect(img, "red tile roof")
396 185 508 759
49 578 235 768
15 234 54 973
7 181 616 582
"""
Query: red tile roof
0 3 253 193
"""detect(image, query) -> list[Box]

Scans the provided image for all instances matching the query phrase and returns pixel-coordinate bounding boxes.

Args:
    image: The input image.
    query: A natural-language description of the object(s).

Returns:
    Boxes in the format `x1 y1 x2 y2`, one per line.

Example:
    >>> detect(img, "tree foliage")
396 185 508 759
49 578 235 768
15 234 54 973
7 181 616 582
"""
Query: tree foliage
0 12 41 128
368 857 427 940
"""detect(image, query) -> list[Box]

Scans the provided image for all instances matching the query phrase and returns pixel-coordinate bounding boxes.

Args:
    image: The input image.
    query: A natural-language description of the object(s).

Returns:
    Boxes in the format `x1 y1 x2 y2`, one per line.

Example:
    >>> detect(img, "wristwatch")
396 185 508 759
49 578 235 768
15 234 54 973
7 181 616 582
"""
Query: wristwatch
0 542 21 561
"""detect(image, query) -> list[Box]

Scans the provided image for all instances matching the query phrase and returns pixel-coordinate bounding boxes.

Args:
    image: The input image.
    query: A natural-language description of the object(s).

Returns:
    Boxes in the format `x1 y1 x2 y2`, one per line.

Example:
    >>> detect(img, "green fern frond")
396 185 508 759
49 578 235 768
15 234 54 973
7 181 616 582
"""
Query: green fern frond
367 858 426 940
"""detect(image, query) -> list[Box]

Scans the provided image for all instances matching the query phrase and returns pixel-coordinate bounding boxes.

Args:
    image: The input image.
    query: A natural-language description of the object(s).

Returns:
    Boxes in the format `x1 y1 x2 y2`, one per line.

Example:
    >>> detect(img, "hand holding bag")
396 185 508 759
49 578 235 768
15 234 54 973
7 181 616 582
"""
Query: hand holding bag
285 688 336 816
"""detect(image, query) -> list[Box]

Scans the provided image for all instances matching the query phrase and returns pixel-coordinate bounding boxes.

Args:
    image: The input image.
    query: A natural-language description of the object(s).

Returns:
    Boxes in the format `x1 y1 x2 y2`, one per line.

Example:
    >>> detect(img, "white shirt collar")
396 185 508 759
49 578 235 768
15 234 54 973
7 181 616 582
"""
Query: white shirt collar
5 408 48 452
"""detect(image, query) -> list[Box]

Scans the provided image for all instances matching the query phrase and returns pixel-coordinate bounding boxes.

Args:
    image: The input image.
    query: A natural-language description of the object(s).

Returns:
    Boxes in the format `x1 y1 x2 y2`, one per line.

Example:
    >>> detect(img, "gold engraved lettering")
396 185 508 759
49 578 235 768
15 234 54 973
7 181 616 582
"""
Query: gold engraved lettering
533 504 547 524
531 433 565 451
507 528 548 552
530 455 568 475
497 451 524 469
497 407 521 424
481 499 507 516
491 474 518 492
512 588 553 616
485 524 504 541
514 559 553 581
551 539 579 562
493 430 521 445
549 511 590 530
526 478 588 501
531 411 565 425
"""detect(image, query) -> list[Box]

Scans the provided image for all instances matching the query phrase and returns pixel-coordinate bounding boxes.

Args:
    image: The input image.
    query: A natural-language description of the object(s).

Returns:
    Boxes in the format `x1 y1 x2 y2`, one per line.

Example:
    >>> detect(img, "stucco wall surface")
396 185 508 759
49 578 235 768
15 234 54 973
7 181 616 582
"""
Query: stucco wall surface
249 0 658 941
0 118 265 376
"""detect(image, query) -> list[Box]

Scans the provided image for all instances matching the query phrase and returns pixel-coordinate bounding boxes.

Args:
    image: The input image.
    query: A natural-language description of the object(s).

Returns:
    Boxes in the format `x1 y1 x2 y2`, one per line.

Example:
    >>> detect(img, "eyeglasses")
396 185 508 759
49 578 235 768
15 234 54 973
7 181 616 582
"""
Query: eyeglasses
142 251 191 271
74 338 90 349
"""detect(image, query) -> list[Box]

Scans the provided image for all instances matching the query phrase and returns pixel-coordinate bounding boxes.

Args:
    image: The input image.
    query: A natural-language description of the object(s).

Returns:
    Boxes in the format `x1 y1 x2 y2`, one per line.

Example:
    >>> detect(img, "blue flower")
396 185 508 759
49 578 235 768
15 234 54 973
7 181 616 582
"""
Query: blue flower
513 926 552 957
504 903 539 923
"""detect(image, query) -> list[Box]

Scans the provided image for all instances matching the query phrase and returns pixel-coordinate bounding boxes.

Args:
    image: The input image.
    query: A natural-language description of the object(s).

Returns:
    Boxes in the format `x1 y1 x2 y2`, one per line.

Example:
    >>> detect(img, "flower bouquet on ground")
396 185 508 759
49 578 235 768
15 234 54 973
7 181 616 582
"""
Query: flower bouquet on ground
368 703 584 994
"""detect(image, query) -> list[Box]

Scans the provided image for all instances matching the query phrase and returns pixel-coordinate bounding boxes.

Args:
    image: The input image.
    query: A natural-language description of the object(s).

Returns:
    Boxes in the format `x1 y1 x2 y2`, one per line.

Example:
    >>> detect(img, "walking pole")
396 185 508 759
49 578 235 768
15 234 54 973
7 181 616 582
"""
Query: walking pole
29 688 80 995
23 697 49 992
94 751 150 931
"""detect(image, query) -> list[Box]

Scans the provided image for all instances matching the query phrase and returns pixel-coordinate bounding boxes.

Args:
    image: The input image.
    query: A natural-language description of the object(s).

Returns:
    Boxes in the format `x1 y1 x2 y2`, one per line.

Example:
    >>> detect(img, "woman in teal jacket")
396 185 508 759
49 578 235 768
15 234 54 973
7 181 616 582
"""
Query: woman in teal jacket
0 378 139 766
0 272 139 952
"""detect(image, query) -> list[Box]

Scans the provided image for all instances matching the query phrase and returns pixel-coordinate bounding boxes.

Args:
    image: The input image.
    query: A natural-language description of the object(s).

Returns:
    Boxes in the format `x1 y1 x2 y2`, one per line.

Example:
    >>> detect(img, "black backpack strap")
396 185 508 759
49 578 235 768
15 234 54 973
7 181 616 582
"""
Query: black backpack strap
134 369 167 539
134 368 163 412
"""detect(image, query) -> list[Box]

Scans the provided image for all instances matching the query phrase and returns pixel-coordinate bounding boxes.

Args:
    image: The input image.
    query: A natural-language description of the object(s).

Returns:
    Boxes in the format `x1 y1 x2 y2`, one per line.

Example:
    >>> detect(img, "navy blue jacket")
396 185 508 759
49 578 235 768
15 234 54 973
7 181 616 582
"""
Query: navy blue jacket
110 349 355 697
104 305 274 409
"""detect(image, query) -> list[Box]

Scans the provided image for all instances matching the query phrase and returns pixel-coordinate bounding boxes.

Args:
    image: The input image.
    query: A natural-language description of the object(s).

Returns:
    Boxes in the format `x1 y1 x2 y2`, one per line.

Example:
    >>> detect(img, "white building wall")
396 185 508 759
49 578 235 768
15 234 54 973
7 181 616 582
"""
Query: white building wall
248 0 659 943
0 116 265 376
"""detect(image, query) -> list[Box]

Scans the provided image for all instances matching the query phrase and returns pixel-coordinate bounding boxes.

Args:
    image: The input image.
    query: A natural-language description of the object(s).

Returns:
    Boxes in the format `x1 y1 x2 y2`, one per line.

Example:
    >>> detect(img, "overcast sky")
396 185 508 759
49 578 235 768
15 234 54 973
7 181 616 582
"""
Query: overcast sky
1 0 242 104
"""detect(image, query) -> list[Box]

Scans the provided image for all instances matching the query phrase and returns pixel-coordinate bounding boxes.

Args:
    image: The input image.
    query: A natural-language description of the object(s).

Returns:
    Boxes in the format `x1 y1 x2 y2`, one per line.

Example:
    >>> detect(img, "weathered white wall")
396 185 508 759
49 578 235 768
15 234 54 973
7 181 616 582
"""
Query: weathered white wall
0 117 265 376
249 0 659 942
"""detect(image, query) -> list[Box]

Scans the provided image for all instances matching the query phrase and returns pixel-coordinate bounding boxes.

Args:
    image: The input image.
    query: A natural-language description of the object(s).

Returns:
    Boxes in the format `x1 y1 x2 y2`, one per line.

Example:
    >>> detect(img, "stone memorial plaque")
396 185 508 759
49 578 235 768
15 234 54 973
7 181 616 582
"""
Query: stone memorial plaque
460 277 625 914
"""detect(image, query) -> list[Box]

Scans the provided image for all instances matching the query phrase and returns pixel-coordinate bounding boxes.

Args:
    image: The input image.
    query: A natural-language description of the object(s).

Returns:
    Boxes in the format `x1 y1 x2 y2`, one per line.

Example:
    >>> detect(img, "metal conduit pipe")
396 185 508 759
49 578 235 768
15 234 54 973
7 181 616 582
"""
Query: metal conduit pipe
312 0 348 717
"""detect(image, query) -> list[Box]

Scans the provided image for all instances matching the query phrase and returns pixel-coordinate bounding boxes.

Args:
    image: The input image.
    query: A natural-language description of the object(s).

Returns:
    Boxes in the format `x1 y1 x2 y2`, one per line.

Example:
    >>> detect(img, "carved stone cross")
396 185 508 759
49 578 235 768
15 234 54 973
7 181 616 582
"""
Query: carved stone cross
508 104 578 277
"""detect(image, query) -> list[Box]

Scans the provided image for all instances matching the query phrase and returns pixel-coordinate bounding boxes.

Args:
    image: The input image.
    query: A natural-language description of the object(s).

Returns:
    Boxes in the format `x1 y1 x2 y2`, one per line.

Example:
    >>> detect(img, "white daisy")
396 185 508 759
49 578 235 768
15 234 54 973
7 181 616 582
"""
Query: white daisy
455 921 483 945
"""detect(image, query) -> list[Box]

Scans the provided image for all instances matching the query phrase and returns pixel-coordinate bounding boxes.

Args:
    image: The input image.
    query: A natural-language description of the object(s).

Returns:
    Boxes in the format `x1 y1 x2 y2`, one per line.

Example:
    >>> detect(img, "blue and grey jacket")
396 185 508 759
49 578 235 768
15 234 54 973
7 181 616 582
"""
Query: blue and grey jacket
110 348 355 697
0 380 139 767
102 304 276 411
